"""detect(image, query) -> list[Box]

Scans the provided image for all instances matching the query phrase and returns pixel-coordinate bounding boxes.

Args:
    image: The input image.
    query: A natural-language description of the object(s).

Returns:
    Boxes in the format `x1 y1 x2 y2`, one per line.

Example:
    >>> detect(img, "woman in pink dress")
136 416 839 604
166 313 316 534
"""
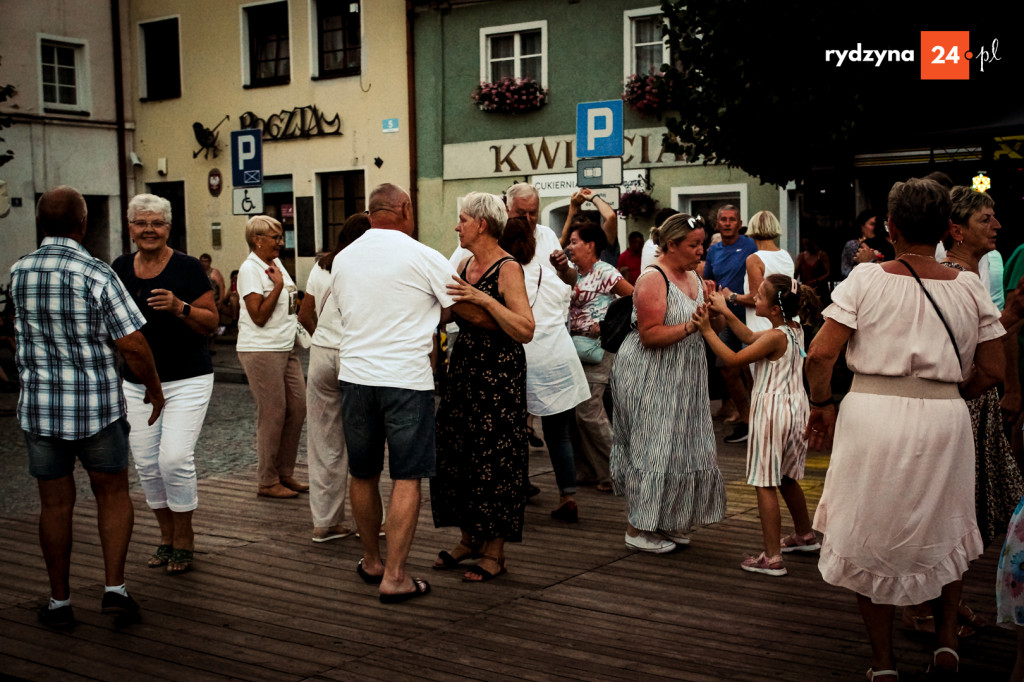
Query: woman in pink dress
804 178 1005 680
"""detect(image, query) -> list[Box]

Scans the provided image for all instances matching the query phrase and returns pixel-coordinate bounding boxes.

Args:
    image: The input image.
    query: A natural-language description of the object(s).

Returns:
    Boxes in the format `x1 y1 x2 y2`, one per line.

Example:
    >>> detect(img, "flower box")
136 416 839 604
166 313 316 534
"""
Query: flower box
473 77 549 114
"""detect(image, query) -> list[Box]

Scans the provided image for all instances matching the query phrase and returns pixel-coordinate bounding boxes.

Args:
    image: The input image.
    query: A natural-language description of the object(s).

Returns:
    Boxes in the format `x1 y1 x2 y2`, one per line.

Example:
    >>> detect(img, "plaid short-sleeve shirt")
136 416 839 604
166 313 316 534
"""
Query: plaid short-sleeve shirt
10 237 146 439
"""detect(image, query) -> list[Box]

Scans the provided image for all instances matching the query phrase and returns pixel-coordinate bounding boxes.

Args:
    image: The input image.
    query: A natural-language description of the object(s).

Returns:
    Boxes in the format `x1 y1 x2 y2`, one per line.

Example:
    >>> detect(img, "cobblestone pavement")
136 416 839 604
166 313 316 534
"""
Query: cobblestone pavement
0 342 307 516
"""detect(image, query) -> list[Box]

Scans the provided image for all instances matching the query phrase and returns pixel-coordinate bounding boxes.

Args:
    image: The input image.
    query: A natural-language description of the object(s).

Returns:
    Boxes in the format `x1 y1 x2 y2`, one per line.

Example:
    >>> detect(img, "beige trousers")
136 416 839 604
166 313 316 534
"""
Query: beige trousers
573 351 614 484
306 345 348 528
238 347 306 487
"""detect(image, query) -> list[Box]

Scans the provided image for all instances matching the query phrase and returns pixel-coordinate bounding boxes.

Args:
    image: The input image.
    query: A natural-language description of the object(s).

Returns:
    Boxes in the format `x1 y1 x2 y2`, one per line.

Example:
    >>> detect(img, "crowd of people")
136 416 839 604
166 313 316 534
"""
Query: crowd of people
10 176 1024 679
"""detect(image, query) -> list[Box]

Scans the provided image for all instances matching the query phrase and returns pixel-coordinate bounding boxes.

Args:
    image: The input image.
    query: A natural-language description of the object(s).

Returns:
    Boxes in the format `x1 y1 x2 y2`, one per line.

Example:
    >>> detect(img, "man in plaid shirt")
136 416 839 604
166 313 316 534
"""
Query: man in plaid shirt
10 186 164 629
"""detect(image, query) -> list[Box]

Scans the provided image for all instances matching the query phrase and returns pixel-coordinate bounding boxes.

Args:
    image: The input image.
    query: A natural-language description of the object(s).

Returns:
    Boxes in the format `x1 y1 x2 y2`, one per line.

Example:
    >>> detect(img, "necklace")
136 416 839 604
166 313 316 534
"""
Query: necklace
896 251 935 259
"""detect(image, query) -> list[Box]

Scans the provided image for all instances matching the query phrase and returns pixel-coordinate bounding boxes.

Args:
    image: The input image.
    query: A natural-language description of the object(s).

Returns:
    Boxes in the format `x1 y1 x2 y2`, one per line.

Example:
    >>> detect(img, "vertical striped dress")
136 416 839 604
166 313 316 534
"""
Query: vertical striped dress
747 324 809 487
610 269 726 533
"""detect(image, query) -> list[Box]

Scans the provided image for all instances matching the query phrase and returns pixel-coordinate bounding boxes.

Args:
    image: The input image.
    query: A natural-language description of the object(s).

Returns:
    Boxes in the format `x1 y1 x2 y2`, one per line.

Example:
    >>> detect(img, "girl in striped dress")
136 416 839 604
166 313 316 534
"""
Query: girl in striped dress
693 274 820 576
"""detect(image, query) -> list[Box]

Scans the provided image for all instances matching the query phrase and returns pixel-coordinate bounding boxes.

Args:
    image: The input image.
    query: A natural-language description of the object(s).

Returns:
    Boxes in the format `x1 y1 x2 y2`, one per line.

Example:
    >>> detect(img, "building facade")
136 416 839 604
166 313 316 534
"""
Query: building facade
0 0 134 275
129 0 413 287
410 0 795 258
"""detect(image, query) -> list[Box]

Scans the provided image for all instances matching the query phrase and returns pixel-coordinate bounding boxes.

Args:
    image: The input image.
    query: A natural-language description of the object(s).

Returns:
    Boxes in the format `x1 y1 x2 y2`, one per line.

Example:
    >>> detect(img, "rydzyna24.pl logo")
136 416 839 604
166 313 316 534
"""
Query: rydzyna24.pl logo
824 32 1000 80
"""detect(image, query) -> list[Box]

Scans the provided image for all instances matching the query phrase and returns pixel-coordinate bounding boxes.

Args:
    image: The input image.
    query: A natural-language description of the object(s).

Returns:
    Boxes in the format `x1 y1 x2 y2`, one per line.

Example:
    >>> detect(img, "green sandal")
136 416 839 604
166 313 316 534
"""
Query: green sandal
167 548 194 575
147 544 173 568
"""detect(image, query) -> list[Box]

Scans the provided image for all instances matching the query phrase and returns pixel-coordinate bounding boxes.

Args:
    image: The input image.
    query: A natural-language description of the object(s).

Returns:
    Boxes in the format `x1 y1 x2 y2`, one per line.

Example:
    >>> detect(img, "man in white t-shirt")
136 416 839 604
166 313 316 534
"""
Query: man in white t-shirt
331 183 492 603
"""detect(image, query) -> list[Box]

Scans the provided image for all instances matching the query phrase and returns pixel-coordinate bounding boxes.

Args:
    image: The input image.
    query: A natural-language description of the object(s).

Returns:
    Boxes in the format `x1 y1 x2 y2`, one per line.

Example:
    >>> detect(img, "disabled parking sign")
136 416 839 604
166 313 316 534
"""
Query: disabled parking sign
576 100 623 158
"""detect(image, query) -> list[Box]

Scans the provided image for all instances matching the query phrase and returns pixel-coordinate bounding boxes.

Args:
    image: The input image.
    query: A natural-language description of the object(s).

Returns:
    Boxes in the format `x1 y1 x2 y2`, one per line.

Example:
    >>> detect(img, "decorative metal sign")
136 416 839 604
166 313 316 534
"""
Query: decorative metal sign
238 106 342 141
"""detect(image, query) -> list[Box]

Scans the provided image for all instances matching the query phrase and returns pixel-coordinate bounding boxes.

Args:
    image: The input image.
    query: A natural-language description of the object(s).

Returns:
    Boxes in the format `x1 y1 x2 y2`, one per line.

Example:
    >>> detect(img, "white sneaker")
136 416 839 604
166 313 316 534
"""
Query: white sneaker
657 530 691 546
625 531 676 554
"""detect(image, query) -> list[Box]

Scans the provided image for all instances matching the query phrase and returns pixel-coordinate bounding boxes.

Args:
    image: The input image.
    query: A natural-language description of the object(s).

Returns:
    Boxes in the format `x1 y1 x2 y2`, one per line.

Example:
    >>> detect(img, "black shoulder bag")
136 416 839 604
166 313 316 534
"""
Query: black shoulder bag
600 265 670 353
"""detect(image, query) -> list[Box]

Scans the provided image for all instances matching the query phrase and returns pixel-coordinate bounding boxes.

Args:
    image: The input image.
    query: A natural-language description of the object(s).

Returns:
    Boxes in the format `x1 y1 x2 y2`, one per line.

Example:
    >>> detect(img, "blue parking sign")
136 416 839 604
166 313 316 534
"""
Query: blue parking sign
231 130 263 187
576 101 623 158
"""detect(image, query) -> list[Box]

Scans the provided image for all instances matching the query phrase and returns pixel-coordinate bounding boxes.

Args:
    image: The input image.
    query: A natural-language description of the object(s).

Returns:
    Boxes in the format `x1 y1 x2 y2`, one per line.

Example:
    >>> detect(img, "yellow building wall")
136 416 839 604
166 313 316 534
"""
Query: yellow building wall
129 0 411 287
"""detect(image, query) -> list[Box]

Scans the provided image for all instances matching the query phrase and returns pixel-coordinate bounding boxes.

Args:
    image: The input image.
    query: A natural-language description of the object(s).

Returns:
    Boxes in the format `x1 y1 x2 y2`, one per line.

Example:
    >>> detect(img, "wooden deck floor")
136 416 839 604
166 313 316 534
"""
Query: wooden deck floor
0 420 1015 681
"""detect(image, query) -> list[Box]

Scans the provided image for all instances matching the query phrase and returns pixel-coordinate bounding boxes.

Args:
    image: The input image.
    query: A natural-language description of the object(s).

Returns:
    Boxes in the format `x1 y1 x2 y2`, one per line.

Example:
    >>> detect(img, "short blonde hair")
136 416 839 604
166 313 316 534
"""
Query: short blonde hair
651 213 702 255
245 215 283 250
747 210 780 239
461 192 507 237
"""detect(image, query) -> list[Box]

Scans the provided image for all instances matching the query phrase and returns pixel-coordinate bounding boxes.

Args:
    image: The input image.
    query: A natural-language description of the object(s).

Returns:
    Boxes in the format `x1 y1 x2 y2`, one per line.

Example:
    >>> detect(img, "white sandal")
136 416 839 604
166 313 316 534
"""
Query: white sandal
865 668 898 680
925 647 959 674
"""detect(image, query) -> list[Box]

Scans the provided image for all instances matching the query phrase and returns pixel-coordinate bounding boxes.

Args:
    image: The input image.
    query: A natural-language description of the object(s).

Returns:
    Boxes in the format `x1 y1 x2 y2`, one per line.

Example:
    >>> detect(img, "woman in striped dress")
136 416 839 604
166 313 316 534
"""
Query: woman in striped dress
610 214 726 554
694 274 820 576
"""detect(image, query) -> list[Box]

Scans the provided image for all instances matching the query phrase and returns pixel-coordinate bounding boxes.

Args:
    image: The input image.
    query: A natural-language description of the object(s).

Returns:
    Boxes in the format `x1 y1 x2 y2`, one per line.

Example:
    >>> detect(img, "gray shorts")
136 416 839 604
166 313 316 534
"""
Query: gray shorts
339 381 436 480
716 326 744 367
25 417 130 480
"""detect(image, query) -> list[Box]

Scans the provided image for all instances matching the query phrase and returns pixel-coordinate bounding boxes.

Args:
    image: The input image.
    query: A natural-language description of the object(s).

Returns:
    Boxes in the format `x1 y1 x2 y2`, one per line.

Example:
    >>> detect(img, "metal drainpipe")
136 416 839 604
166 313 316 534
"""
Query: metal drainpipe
111 0 130 255
405 2 419 240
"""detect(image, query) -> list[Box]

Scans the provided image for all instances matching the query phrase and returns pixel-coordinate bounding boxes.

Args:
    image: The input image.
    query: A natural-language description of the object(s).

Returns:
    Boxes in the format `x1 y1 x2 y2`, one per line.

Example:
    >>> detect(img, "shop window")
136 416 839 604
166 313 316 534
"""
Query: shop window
244 2 290 87
624 8 669 78
480 21 546 86
139 18 181 101
40 38 89 113
319 170 365 251
315 0 360 78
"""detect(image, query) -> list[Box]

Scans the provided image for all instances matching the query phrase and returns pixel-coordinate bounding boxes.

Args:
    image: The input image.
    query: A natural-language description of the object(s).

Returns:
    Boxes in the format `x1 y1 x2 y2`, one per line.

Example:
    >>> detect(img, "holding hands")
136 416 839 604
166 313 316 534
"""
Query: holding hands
707 290 729 315
448 274 491 308
549 248 570 274
691 303 712 333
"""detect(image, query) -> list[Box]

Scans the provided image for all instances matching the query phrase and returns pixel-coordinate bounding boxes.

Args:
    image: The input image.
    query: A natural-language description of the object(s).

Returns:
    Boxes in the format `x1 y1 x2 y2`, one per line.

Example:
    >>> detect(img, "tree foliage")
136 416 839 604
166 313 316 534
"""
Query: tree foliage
658 0 1018 186
0 55 16 169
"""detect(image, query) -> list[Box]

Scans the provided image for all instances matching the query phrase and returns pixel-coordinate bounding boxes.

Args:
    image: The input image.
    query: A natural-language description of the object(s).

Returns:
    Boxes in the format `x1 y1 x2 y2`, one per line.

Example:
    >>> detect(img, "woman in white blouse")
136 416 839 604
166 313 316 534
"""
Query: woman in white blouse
236 215 308 499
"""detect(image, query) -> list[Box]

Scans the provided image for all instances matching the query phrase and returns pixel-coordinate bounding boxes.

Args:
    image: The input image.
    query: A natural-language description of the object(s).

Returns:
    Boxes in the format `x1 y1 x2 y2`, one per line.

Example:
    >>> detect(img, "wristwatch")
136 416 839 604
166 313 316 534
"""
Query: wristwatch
179 302 192 318
728 292 738 305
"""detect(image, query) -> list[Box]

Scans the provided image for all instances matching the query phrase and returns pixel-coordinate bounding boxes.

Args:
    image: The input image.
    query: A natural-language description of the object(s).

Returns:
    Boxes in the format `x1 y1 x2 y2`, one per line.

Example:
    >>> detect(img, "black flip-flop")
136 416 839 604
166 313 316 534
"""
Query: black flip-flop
462 562 507 582
356 558 384 585
433 547 481 570
379 578 430 604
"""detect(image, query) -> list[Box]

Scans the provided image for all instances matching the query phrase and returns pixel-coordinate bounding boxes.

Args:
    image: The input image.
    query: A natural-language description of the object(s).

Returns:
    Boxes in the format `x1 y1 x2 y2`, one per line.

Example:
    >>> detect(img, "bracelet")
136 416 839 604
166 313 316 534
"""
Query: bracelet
808 396 834 408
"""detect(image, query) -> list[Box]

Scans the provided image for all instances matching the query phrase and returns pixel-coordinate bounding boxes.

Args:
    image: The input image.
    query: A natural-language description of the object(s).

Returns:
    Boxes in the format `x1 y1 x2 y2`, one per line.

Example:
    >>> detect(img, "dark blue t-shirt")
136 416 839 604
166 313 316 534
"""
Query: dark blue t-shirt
703 235 757 319
112 250 213 383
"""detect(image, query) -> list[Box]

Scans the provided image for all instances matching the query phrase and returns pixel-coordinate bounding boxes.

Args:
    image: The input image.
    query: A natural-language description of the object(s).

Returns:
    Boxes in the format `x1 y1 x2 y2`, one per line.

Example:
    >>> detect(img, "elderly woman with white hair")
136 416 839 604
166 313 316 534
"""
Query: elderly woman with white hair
720 210 795 336
236 215 308 500
112 194 218 574
431 191 535 583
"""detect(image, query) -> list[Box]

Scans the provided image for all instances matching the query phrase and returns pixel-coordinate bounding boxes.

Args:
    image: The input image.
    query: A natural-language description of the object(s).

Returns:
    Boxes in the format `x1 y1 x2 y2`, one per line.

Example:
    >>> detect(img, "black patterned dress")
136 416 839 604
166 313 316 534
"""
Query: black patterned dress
431 256 528 543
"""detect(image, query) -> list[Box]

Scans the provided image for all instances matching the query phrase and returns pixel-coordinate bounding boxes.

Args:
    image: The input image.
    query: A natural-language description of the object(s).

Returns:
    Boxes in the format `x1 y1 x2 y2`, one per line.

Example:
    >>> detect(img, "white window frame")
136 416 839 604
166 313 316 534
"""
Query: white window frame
240 0 293 87
479 20 547 87
308 0 363 79
623 7 669 81
670 183 748 225
137 15 182 100
37 34 90 114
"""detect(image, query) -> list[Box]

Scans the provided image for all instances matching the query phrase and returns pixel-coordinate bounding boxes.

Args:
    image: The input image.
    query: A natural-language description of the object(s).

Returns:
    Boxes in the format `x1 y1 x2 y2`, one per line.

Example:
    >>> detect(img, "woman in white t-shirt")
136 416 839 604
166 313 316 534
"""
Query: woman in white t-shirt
236 215 308 500
297 213 370 542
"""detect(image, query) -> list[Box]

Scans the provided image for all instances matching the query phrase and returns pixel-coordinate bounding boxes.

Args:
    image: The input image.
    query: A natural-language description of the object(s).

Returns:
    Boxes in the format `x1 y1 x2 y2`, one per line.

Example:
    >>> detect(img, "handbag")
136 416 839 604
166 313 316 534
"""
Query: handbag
600 265 669 353
573 335 605 364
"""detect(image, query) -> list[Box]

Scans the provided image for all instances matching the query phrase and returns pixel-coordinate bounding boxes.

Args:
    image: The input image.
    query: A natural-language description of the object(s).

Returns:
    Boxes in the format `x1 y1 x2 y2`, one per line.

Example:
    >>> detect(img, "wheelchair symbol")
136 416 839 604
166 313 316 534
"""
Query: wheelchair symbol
241 190 255 213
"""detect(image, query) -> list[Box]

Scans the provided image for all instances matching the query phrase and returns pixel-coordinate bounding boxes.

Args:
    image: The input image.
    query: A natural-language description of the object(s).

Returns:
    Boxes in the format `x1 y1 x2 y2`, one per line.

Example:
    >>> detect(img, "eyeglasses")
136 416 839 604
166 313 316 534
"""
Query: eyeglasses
258 232 285 244
130 220 169 229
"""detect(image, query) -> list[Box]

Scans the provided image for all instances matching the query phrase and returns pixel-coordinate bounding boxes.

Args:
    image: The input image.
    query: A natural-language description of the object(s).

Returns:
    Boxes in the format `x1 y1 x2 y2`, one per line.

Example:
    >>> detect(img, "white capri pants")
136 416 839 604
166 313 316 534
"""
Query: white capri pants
124 374 214 512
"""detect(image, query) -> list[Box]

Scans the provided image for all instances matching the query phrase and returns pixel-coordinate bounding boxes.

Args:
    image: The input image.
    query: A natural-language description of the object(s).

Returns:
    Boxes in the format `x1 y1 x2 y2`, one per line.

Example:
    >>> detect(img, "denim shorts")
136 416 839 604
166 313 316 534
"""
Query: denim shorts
25 417 131 480
338 381 436 480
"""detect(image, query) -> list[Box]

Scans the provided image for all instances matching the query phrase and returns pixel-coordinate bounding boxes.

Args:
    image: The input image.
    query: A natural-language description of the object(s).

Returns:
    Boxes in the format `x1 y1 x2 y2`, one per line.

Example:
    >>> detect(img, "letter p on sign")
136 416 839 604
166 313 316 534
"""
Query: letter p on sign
231 130 263 187
576 100 623 159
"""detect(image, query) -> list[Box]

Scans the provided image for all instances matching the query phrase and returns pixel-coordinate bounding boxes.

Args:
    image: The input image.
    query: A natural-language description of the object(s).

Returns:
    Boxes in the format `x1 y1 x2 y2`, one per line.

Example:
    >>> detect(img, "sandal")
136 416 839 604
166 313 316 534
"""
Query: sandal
148 544 173 568
463 555 507 582
167 548 194 575
958 600 985 630
433 542 482 570
900 609 976 639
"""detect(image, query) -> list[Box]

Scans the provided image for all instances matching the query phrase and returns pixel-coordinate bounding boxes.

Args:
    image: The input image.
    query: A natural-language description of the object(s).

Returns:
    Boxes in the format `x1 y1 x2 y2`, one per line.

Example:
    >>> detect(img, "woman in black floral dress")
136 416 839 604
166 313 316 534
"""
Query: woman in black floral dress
431 192 535 582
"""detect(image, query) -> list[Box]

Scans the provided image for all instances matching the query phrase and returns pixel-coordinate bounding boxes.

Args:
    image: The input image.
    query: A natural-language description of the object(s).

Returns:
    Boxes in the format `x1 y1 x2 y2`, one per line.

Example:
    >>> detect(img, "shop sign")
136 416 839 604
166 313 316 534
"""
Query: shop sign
443 127 692 180
239 105 342 141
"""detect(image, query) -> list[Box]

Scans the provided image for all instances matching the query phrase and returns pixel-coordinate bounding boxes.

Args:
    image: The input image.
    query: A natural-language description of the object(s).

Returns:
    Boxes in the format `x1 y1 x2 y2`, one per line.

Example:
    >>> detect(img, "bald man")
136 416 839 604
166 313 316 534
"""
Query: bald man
10 186 164 629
